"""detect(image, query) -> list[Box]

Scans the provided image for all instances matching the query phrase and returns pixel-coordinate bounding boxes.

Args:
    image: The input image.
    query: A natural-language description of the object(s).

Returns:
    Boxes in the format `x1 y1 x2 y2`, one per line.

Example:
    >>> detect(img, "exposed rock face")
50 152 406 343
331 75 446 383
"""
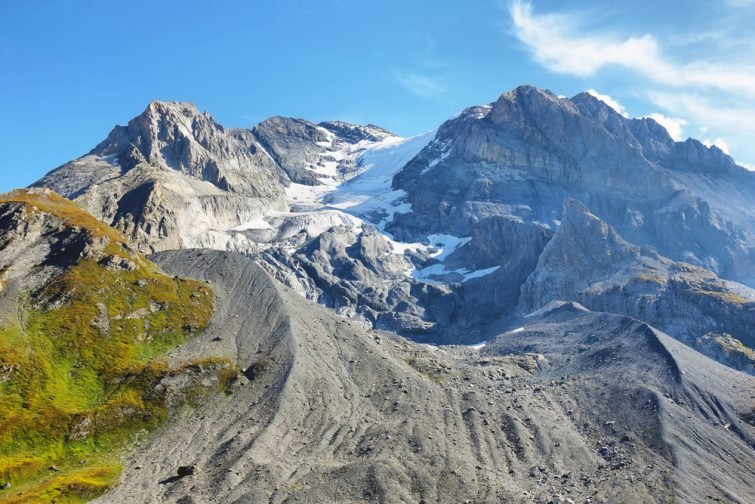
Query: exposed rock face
251 116 335 186
252 117 395 185
0 189 120 293
256 224 458 334
692 333 755 375
40 101 286 198
33 101 289 252
520 200 755 371
392 85 755 286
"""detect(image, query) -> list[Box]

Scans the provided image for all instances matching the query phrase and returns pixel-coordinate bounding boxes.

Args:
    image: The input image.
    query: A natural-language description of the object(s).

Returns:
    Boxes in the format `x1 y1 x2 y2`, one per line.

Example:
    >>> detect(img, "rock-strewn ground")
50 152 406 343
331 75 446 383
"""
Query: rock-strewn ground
96 250 755 504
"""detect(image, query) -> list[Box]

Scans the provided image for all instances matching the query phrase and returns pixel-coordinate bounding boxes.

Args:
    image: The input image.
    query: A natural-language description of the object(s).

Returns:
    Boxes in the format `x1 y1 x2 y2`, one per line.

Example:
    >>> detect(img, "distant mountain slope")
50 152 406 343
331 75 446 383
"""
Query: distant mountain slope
392 85 755 286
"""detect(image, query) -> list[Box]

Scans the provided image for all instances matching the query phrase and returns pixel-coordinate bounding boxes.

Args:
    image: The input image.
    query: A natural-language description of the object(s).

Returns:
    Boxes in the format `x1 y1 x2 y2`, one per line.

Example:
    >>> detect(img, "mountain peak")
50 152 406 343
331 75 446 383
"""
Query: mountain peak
146 99 199 112
496 84 564 108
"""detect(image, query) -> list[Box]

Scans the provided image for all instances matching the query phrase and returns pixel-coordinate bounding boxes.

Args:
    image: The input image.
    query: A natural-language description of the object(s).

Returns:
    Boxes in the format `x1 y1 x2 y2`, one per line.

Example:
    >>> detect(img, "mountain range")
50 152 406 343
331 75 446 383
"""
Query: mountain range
0 85 753 503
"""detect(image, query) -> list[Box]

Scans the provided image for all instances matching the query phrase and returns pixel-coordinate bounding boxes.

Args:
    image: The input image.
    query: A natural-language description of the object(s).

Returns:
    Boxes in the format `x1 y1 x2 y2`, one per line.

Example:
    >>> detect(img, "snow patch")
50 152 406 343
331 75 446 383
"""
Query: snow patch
413 264 500 283
462 266 501 280
232 216 272 231
426 234 471 260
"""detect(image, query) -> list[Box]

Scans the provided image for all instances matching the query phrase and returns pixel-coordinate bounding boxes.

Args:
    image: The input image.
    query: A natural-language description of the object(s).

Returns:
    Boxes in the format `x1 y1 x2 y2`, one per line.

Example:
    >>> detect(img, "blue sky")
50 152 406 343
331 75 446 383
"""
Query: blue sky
2 0 754 192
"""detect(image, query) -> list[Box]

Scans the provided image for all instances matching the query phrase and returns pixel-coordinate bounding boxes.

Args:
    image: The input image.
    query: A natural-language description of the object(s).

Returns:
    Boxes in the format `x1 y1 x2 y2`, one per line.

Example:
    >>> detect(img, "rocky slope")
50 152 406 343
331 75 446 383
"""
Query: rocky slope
92 250 754 504
0 189 224 503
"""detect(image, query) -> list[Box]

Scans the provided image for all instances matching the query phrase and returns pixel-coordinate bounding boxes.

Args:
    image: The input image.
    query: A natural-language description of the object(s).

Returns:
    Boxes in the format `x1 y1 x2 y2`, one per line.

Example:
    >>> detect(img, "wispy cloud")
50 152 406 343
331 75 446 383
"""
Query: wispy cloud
395 72 446 99
509 0 755 98
586 89 627 117
703 137 731 154
507 0 755 165
647 91 755 132
641 113 688 141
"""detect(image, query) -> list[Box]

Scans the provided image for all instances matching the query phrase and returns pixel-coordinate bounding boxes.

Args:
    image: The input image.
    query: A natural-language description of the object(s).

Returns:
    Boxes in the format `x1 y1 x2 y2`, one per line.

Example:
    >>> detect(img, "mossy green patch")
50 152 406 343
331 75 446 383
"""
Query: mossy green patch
712 334 755 358
638 273 665 284
404 355 447 384
693 289 750 305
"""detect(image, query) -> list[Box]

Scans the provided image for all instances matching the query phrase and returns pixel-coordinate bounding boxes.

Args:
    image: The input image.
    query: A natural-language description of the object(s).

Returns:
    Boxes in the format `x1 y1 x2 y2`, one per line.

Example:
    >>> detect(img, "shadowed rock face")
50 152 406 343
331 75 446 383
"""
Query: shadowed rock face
92 250 754 504
391 85 755 286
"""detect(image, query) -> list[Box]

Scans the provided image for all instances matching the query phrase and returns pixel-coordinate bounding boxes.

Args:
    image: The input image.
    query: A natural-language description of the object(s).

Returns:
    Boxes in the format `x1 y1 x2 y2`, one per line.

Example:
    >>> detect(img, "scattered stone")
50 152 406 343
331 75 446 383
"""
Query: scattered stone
177 465 196 478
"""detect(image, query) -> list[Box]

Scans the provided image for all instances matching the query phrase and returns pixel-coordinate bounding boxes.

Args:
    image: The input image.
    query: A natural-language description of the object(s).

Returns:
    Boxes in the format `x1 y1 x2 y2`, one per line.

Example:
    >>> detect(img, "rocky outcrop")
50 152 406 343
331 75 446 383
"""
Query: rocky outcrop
258 224 457 334
39 101 286 198
520 200 755 372
692 333 755 375
0 189 129 293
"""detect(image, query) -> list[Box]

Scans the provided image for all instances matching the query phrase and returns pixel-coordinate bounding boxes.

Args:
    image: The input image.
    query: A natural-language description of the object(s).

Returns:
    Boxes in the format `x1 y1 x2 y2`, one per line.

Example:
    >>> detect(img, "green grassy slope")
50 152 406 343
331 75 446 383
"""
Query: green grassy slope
0 190 225 503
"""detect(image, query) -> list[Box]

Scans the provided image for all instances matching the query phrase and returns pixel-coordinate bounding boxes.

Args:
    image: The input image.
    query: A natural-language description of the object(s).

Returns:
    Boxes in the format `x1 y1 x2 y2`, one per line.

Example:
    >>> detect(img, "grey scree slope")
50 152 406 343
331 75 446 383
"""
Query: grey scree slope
94 249 755 504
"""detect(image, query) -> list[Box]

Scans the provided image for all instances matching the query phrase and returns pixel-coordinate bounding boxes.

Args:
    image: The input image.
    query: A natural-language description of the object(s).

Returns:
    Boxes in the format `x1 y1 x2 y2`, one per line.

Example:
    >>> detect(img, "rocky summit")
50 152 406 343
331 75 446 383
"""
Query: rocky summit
1 85 753 503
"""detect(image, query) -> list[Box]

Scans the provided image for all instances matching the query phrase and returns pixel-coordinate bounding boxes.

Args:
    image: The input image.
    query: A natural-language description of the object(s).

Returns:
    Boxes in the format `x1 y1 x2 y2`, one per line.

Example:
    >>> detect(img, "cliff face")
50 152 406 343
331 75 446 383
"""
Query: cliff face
392 86 755 286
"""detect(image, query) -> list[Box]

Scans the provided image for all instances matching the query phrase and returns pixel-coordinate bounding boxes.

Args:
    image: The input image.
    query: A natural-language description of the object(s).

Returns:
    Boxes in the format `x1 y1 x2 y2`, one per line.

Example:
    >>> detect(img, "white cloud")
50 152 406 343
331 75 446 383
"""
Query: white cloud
703 137 731 155
395 72 446 99
642 113 688 141
586 89 628 117
508 0 755 98
740 162 755 171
